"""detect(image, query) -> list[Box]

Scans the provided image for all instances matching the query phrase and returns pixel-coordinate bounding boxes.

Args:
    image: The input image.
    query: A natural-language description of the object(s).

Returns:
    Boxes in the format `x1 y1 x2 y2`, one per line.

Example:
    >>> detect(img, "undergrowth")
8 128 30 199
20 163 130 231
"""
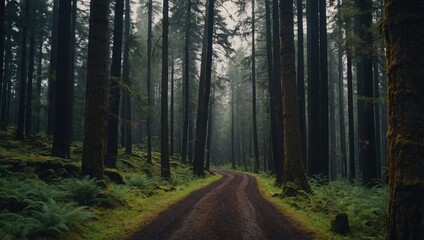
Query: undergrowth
258 172 388 240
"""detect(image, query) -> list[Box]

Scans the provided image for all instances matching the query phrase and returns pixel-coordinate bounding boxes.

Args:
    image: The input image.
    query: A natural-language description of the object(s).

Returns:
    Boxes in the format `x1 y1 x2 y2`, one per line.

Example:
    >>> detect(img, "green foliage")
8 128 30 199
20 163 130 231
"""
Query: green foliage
169 167 195 186
282 178 389 239
125 173 152 189
29 199 95 237
62 176 104 206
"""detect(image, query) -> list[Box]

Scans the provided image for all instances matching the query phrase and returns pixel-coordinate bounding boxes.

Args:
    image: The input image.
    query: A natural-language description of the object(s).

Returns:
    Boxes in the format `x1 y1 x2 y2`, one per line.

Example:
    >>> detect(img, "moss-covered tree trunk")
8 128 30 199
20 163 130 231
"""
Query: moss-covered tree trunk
82 0 109 179
383 0 424 239
280 0 311 195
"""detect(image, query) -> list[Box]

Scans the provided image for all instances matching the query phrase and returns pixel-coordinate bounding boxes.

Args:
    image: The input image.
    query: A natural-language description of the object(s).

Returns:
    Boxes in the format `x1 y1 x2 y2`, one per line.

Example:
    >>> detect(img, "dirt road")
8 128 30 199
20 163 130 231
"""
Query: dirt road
129 169 313 240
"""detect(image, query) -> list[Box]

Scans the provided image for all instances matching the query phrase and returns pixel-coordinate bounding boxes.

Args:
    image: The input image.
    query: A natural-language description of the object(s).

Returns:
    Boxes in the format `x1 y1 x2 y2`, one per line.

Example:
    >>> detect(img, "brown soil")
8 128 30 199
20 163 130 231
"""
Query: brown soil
128 169 314 240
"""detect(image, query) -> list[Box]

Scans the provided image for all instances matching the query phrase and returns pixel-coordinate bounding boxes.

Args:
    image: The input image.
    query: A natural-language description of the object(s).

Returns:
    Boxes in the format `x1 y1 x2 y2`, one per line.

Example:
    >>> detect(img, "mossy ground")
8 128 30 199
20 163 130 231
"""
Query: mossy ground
0 128 220 239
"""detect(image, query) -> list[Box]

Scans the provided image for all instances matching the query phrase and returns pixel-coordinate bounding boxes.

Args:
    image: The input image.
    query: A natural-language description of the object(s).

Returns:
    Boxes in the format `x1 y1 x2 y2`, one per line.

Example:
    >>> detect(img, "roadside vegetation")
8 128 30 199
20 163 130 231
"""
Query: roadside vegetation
255 172 388 240
0 128 220 240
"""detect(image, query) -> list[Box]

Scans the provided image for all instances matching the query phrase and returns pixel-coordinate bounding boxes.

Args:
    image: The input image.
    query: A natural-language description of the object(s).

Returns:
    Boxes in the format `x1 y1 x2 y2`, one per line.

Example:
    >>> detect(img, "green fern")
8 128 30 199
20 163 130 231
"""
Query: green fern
62 176 104 205
125 174 151 189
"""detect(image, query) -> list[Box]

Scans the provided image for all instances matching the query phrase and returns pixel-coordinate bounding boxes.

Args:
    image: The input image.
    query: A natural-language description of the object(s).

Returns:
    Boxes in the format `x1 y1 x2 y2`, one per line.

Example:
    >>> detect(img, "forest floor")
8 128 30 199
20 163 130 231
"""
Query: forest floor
129 169 314 240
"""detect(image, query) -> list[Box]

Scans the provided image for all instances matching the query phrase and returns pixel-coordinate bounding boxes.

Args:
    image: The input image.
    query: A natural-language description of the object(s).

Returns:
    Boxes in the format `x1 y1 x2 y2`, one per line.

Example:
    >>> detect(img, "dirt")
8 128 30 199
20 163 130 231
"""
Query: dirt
128 169 314 240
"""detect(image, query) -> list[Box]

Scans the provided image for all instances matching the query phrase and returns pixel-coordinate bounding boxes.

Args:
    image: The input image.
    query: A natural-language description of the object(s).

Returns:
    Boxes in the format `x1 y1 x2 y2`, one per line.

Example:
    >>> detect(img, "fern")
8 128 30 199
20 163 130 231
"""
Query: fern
125 174 151 189
62 176 104 205
29 199 95 237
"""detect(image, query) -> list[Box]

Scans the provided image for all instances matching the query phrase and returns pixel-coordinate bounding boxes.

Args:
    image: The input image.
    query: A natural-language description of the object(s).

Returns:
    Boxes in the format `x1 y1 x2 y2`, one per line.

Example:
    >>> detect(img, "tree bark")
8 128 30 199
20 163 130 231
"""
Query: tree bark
16 0 30 140
193 0 215 176
355 0 376 185
251 0 260 173
82 0 109 179
280 0 311 195
25 32 35 136
123 0 132 155
160 0 171 178
272 0 284 185
0 0 4 111
319 0 329 177
105 0 124 168
383 0 424 238
297 0 307 166
306 0 320 176
52 0 72 158
146 0 153 164
170 60 175 156
181 0 192 164
47 0 59 136
347 54 355 180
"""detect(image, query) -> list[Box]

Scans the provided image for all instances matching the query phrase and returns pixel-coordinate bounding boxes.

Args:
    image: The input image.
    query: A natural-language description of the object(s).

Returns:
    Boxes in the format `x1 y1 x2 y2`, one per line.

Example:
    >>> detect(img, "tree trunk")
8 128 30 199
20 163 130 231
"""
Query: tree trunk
68 0 77 141
231 83 236 169
47 0 59 136
272 0 284 185
52 0 72 158
105 0 124 168
205 95 213 171
306 0 320 176
181 0 191 164
355 0 376 185
124 0 132 155
297 0 307 166
170 60 175 156
81 0 109 179
34 38 43 133
383 0 424 238
25 32 35 136
251 0 260 173
0 0 4 111
193 0 215 176
16 0 30 140
146 0 153 164
280 0 311 195
373 51 382 178
319 0 329 177
347 54 355 180
337 0 347 177
160 0 170 178
0 22 12 130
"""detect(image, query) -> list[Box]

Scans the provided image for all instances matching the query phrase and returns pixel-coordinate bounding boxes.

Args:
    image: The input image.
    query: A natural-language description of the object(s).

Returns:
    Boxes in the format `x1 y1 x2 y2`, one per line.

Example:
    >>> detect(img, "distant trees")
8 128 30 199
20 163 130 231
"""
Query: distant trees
81 0 110 179
383 0 424 238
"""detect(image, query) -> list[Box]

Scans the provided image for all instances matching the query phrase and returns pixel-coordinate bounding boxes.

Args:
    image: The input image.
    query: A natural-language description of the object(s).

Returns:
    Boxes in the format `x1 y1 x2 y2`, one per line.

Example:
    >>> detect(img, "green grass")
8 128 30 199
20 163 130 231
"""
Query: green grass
253 172 388 240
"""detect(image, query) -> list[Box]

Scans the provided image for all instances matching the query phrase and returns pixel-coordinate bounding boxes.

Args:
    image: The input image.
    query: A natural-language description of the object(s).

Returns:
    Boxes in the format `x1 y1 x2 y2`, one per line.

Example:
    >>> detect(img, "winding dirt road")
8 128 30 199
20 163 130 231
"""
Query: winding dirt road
129 169 313 240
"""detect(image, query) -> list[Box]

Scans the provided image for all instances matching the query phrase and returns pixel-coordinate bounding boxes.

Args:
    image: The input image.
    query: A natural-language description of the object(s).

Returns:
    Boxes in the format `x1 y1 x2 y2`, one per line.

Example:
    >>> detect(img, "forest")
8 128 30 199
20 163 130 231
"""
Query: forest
0 0 422 239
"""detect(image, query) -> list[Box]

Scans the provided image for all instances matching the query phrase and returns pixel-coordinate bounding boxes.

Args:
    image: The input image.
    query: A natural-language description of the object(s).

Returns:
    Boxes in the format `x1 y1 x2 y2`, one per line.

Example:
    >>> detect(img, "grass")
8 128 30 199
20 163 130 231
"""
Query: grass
253 172 388 240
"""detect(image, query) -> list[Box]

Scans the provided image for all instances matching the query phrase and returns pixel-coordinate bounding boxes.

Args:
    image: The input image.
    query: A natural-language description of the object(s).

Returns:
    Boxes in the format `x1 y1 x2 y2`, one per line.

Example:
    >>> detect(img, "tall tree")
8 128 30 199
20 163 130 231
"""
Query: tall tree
251 0 260 173
0 0 4 109
271 0 284 185
25 32 35 136
318 0 329 177
160 0 171 178
170 60 175 156
347 53 355 179
68 0 77 141
146 0 153 164
280 0 311 195
123 0 132 154
337 0 347 177
82 0 109 179
306 0 320 175
193 0 215 176
16 0 30 140
52 0 72 158
47 0 59 136
297 0 306 163
383 0 424 238
105 0 124 168
181 0 192 164
355 0 376 185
